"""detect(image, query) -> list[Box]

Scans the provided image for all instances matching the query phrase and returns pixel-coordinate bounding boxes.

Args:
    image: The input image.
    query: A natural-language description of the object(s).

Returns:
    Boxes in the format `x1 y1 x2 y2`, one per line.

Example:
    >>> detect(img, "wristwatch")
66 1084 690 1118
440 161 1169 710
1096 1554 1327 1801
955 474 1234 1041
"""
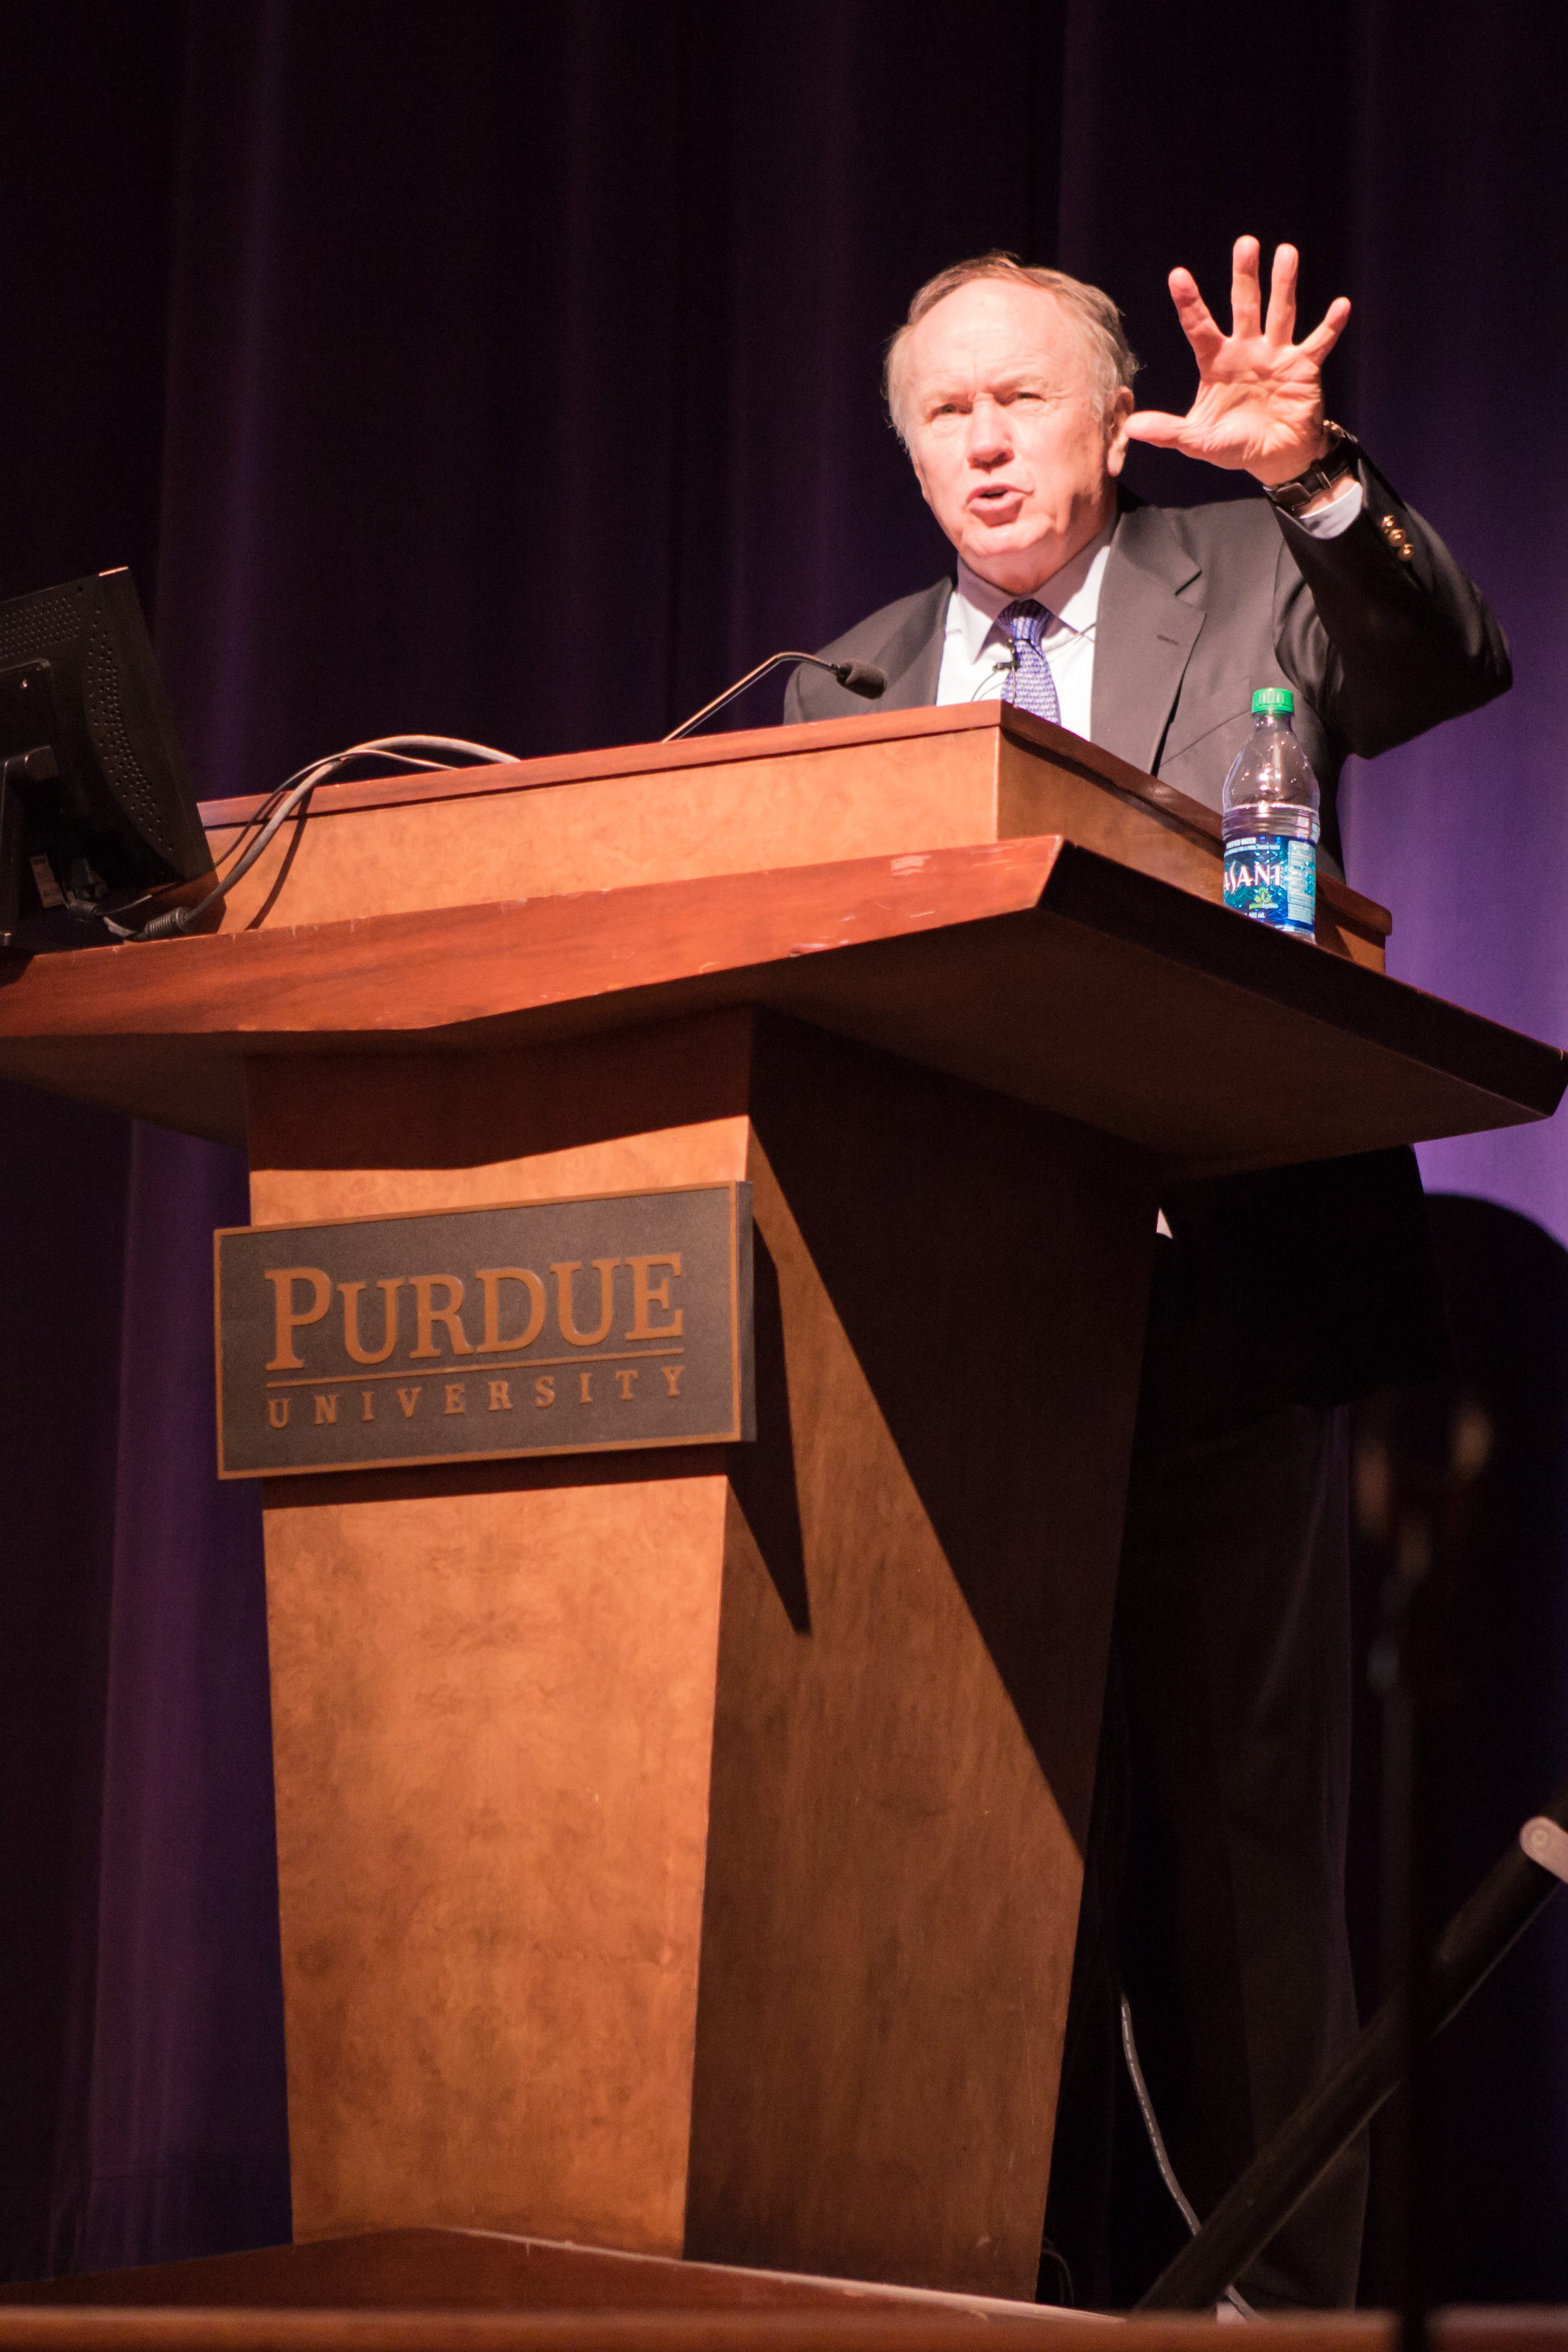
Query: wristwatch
1265 422 1360 517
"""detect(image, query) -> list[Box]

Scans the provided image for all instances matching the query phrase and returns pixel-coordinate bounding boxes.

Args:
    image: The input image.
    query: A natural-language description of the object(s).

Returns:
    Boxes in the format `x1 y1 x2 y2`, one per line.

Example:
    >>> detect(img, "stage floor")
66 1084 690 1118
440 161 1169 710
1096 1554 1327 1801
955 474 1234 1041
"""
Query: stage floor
1 2229 1565 2349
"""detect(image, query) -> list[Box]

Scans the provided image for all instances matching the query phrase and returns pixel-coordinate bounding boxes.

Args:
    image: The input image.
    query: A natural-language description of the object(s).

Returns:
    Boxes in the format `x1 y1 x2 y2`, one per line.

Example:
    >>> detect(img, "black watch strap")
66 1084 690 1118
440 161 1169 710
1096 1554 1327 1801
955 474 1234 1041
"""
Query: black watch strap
1266 423 1360 517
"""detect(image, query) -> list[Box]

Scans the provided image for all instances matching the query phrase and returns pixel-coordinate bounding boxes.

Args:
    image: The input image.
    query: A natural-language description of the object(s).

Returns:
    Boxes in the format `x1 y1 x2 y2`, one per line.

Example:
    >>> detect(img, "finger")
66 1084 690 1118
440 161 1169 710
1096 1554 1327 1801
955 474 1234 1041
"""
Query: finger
1230 234 1263 339
1166 267 1226 369
1299 295 1353 360
1124 409 1190 448
1265 242 1298 346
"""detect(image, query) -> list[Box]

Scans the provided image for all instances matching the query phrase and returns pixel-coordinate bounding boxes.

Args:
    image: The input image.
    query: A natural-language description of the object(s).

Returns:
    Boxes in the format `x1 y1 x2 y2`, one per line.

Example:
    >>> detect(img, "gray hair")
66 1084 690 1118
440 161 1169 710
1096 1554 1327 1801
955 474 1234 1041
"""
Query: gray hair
884 251 1139 442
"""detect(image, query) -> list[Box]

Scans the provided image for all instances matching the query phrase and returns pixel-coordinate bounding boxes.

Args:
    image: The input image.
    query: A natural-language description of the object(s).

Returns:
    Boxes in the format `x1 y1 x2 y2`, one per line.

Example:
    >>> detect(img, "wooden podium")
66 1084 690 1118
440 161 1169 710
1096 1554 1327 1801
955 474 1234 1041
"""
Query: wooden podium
1 702 1560 2305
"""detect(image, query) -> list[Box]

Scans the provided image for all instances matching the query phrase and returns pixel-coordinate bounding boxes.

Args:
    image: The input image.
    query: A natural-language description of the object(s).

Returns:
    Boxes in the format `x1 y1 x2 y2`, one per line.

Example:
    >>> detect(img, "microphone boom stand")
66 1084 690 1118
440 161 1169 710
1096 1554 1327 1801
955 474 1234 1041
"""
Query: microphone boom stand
662 652 885 742
1137 1771 1568 2311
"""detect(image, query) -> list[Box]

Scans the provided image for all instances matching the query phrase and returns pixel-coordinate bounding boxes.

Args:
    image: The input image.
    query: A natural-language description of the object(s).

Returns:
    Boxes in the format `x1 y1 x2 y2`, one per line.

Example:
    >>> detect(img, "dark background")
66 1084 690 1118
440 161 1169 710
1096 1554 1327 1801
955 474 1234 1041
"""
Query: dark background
2 0 1566 2301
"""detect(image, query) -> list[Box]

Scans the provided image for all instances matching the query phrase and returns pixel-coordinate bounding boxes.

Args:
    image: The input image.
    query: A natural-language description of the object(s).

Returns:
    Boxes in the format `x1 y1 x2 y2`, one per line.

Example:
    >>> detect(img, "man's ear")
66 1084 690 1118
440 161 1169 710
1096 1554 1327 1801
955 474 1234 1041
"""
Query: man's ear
1104 387 1135 480
906 436 936 513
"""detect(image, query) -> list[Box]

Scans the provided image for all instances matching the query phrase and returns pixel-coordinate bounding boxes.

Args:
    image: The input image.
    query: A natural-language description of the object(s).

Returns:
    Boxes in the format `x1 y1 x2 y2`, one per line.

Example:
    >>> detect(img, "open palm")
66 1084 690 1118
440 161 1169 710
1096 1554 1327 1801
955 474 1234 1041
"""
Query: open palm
1125 236 1351 488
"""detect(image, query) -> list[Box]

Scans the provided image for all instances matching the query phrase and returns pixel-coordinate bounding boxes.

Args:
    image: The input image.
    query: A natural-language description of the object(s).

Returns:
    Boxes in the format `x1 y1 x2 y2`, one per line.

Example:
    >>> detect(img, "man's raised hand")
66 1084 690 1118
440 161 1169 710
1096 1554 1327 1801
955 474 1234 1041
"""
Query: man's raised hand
1125 236 1351 488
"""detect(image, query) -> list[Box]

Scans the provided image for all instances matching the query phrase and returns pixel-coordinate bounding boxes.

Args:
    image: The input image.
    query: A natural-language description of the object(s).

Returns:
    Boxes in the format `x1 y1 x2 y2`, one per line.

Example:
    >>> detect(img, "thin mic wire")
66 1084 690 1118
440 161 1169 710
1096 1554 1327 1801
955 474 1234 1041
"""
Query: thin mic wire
1120 1997 1258 2321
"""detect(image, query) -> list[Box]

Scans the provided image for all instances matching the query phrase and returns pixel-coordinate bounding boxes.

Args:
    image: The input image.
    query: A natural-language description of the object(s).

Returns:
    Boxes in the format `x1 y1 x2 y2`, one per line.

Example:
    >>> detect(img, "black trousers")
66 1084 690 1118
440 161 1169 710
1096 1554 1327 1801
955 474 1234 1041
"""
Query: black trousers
1045 1279 1368 2308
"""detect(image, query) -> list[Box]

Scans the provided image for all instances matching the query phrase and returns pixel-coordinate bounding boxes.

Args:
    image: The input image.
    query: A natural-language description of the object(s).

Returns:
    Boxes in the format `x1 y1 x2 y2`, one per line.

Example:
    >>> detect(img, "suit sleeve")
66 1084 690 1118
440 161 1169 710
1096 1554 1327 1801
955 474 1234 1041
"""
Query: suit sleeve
1272 453 1511 758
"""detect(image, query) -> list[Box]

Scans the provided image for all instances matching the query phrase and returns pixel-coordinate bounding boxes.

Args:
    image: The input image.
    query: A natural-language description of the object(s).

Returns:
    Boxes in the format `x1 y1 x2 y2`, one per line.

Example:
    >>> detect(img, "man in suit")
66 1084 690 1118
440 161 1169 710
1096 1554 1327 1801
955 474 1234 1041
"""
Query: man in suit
785 241 1509 2309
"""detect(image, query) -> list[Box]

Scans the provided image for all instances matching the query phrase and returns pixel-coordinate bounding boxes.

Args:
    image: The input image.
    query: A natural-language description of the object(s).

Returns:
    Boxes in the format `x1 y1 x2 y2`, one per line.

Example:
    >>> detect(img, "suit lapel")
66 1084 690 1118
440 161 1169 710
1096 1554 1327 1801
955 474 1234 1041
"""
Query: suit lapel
1091 502 1206 773
877 578 950 709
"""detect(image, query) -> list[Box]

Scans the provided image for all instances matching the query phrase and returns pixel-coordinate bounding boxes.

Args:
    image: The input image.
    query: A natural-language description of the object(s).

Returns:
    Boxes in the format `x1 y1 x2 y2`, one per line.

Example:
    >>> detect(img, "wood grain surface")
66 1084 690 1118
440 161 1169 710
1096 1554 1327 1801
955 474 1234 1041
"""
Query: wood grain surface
250 1023 757 2257
0 841 1555 1169
0 2313 1550 2352
0 2225 1555 2345
0 2204 1560 2352
687 1023 1155 2294
244 1012 1153 2295
0 2315 1527 2352
0 841 1070 1047
0 2227 1005 2314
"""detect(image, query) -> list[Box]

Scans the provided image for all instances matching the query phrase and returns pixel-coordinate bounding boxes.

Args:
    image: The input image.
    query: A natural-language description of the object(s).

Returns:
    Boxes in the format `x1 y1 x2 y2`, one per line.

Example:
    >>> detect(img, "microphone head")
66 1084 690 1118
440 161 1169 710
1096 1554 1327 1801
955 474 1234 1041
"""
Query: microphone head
833 659 888 700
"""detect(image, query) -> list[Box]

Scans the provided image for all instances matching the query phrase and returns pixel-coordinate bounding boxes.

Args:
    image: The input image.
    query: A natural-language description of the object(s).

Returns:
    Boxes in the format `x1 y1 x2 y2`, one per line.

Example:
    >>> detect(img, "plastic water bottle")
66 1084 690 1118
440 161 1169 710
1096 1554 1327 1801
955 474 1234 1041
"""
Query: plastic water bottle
1221 687 1321 938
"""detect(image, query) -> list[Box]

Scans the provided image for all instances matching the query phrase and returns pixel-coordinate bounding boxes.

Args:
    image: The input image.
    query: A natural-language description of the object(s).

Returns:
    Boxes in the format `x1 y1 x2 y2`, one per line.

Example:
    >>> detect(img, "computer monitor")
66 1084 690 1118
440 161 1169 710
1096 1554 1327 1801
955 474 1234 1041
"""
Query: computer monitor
0 568 213 950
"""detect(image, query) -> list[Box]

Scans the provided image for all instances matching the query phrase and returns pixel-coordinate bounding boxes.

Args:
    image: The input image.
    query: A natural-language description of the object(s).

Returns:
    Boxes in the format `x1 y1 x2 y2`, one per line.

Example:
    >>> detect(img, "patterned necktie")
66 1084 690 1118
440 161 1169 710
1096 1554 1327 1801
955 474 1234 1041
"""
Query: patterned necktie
997 598 1061 725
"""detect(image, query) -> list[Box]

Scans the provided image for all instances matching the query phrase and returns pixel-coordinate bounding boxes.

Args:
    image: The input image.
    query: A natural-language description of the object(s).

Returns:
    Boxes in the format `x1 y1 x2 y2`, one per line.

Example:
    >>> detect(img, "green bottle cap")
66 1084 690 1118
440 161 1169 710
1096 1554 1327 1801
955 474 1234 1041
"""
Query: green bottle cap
1252 686 1295 714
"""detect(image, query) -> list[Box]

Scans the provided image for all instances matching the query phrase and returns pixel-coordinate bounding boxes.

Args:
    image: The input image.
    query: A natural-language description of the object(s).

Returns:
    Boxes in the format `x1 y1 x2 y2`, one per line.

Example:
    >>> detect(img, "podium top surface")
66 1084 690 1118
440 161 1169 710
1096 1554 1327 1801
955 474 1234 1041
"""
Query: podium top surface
0 826 1560 1176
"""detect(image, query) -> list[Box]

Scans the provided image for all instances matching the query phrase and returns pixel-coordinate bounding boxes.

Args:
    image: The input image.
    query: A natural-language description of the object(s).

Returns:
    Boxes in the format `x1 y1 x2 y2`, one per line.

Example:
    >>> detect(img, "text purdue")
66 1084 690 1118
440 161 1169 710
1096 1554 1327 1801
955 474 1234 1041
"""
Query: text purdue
263 1256 683 1372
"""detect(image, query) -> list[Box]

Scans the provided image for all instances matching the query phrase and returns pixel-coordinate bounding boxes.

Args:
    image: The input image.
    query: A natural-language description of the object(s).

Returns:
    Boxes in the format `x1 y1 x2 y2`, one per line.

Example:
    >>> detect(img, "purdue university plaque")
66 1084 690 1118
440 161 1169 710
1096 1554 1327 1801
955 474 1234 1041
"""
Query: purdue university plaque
215 1182 752 1479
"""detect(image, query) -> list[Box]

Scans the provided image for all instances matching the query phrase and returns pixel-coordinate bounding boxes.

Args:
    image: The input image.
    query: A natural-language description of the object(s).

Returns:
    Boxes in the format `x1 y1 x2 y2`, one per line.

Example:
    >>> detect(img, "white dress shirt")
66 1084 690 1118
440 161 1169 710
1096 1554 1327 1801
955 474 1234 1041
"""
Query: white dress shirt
934 478 1363 719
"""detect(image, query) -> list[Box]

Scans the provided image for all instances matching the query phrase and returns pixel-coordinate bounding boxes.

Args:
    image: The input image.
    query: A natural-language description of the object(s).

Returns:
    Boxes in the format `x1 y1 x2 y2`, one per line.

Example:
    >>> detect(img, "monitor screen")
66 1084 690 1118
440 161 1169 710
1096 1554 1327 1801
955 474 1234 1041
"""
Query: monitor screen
0 568 213 951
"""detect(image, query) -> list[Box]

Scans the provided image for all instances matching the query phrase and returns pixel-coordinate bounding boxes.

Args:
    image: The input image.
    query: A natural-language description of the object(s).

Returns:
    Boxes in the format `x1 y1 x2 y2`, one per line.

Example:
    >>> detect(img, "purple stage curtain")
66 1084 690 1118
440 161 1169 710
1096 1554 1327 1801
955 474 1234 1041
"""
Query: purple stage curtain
81 1123 286 2271
148 1 1066 786
0 1083 129 2277
0 1083 284 2282
2 0 1566 2300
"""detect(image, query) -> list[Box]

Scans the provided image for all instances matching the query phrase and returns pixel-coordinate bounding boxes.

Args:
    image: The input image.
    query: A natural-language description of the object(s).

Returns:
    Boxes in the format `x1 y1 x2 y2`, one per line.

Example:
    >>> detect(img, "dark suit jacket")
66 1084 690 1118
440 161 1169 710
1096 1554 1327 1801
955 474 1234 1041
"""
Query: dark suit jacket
783 455 1511 1407
784 453 1510 875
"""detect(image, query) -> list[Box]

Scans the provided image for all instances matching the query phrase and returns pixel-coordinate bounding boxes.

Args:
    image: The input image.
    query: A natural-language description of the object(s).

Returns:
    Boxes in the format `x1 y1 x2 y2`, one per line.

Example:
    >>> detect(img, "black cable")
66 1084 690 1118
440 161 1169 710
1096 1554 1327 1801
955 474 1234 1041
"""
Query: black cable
106 733 517 942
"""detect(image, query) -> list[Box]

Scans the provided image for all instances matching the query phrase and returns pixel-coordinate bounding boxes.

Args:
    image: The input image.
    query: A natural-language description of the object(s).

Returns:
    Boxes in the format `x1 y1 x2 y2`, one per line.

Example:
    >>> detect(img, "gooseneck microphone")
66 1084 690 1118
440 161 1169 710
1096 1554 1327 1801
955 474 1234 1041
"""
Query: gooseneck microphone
662 651 887 743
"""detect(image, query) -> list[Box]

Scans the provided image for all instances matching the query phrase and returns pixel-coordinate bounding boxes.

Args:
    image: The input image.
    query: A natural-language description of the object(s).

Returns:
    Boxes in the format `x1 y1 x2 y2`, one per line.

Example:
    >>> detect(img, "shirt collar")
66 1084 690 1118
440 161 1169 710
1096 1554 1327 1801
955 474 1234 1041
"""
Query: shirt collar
948 517 1118 666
